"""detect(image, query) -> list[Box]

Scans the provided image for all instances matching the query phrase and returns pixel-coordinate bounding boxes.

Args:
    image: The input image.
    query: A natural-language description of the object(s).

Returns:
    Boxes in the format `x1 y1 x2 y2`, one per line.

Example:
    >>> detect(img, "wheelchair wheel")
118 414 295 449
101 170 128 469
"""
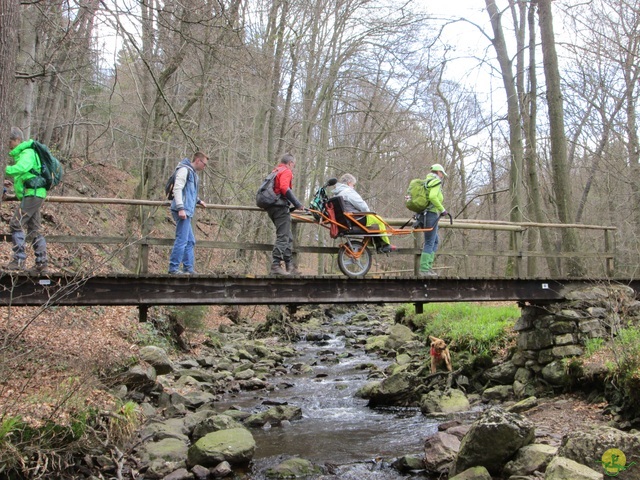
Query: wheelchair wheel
338 240 372 278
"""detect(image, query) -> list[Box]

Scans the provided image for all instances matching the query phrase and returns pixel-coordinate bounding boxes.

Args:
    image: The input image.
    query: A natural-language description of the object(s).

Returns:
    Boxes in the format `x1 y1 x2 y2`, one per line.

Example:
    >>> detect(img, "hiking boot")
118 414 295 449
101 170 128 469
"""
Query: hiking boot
419 269 438 278
285 263 300 276
34 262 49 274
377 244 397 254
4 259 25 271
168 270 188 275
270 264 290 276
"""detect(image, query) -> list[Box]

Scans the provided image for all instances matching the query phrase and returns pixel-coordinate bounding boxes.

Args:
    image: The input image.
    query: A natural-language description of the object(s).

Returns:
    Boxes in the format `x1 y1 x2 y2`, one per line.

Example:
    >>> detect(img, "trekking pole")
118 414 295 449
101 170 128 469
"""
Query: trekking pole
400 215 415 229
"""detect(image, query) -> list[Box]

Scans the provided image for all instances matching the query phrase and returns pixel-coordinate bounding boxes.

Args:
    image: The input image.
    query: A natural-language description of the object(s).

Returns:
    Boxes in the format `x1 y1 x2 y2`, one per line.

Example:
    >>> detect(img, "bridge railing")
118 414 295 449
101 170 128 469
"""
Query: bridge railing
0 196 617 278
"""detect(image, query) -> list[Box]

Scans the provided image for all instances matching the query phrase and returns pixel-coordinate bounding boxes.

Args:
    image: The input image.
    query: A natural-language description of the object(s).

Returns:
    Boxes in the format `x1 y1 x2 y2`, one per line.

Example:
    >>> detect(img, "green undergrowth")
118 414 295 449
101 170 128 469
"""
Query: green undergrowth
603 327 640 417
0 399 139 478
397 302 520 354
582 326 640 418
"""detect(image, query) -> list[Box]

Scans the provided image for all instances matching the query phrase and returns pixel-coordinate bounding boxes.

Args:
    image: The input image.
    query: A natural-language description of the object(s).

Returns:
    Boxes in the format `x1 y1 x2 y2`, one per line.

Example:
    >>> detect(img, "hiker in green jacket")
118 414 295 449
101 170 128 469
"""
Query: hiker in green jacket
419 163 447 277
4 127 48 272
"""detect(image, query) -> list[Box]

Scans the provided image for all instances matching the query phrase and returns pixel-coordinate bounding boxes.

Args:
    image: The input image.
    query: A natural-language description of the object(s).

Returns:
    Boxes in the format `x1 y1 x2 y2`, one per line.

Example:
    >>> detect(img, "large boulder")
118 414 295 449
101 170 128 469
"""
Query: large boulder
423 431 460 474
448 466 491 480
120 365 157 393
244 405 302 428
366 372 415 407
139 437 189 463
544 456 602 480
192 414 244 441
365 335 389 353
265 457 322 478
450 406 535 476
139 346 174 375
141 418 189 443
187 428 256 467
540 360 571 386
558 425 640 474
384 324 416 350
170 390 216 409
483 361 517 385
502 443 557 477
420 388 470 414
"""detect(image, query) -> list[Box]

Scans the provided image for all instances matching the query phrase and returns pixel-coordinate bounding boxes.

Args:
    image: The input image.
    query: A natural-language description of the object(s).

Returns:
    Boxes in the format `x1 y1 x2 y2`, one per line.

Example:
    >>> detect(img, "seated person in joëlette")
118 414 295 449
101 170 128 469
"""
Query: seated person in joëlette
332 173 397 253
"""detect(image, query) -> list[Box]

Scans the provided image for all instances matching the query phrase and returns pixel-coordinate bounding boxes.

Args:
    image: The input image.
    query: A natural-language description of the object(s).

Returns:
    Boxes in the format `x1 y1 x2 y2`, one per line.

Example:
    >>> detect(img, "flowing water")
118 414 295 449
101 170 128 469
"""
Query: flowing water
216 312 440 478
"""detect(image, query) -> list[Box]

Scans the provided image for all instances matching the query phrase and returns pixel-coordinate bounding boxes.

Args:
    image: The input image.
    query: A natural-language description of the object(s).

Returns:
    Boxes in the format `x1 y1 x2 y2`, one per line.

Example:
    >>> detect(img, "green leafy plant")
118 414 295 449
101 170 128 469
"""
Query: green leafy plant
135 321 174 350
108 400 140 446
584 337 605 357
167 305 208 332
605 327 640 418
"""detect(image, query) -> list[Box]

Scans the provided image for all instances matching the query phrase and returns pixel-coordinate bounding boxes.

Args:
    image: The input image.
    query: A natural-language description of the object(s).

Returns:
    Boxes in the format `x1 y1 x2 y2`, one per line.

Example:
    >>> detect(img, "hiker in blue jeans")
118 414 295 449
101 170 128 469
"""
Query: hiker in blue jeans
168 152 208 274
420 163 447 278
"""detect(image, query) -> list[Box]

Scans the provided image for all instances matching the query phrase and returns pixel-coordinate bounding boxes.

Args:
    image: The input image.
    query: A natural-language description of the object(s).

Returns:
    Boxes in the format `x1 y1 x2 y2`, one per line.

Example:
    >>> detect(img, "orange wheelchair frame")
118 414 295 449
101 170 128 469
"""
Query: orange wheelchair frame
293 193 436 278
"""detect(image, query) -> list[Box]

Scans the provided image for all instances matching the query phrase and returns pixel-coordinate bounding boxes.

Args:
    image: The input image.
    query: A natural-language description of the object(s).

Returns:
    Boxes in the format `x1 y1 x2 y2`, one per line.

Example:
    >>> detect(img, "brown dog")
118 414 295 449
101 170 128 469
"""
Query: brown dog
429 335 452 373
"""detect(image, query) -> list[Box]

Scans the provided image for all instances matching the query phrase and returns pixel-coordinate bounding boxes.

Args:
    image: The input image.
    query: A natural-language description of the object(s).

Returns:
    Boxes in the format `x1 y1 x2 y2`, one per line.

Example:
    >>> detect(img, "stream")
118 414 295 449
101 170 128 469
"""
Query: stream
215 311 440 478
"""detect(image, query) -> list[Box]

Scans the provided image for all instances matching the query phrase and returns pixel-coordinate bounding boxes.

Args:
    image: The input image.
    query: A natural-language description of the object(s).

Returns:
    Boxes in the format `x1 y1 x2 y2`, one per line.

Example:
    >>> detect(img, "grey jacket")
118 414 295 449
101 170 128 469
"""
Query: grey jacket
333 183 370 212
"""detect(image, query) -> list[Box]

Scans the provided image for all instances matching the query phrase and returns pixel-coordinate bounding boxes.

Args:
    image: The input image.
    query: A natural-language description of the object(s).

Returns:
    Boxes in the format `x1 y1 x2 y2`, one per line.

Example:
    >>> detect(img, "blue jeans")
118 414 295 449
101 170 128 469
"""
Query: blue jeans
169 211 196 272
422 211 440 254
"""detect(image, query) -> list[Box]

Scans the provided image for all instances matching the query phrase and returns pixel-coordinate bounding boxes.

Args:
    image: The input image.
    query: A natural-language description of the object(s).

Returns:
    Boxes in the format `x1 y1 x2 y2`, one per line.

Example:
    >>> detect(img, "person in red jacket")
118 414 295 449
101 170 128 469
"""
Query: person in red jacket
267 153 304 275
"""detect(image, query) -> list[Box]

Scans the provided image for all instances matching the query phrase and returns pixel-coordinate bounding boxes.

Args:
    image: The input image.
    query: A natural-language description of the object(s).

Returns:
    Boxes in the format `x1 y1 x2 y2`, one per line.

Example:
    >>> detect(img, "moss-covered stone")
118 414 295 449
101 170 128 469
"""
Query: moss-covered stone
266 457 322 478
187 427 255 467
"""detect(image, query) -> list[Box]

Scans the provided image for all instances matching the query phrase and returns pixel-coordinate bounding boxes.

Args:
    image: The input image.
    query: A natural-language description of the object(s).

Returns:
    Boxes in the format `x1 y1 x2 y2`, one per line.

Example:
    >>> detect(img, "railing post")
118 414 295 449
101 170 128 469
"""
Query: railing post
413 231 421 276
513 230 523 278
604 229 615 277
138 240 149 274
291 222 299 269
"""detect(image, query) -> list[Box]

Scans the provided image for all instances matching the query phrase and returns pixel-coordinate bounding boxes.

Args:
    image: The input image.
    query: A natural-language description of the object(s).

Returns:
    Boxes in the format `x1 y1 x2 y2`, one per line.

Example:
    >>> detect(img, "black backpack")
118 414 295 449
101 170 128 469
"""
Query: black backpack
25 141 64 190
256 168 285 209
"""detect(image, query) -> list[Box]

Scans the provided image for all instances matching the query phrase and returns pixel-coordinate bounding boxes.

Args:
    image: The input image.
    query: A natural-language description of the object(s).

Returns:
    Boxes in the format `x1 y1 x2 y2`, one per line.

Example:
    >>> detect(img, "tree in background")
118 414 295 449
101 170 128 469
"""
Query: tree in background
0 0 19 174
4 0 639 277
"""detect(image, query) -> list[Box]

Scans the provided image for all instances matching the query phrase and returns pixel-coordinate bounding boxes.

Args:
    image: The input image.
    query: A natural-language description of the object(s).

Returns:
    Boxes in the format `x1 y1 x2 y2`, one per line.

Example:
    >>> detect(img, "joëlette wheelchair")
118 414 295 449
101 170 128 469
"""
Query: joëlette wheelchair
292 179 437 278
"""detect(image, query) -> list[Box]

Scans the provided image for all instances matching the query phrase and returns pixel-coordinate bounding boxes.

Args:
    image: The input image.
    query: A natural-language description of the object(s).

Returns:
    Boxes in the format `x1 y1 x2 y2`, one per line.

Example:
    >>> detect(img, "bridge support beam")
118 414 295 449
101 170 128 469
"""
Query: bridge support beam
0 274 637 307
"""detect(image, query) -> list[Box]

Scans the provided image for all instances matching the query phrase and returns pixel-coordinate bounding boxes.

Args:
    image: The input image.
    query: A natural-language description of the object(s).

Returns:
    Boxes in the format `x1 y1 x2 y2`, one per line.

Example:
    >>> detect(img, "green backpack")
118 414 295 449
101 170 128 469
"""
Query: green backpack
404 174 441 213
25 140 64 190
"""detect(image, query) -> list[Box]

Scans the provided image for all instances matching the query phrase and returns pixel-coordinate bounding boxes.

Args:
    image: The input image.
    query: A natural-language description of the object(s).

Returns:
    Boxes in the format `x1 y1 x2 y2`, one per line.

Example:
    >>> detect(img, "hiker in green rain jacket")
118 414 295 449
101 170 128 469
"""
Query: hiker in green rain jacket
4 127 48 272
419 163 447 277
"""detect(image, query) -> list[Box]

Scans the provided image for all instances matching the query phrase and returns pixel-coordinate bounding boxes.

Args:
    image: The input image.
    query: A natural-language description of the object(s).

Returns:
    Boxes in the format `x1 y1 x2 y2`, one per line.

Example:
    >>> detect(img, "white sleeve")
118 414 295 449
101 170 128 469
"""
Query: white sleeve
173 167 189 209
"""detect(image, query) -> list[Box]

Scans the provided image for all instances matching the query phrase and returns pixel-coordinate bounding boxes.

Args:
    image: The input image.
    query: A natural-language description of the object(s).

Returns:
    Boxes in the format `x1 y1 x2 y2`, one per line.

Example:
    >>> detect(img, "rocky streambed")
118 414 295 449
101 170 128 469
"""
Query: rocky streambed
110 302 640 480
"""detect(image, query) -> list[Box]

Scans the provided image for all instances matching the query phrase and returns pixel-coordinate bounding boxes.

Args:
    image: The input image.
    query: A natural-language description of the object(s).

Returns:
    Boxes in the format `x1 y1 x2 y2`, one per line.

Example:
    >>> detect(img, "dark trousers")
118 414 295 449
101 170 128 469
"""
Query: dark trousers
267 205 292 265
9 196 47 263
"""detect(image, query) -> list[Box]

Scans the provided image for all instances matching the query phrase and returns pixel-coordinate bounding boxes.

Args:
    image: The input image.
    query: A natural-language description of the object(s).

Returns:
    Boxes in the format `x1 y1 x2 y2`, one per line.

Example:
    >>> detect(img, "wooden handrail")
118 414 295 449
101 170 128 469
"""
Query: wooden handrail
0 195 617 278
2 195 618 231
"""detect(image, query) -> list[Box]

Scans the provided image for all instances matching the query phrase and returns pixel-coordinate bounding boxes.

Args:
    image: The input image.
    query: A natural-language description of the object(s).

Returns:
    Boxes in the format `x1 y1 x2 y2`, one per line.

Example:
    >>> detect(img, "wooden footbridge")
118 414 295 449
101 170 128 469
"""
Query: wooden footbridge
1 272 638 307
0 195 634 318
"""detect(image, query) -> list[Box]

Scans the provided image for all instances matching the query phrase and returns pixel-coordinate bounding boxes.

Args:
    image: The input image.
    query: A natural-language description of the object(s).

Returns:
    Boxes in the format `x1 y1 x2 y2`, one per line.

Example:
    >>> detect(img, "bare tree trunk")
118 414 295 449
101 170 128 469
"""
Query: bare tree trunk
521 1 559 277
538 0 585 276
266 0 289 162
16 3 36 138
0 0 19 179
486 0 525 276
